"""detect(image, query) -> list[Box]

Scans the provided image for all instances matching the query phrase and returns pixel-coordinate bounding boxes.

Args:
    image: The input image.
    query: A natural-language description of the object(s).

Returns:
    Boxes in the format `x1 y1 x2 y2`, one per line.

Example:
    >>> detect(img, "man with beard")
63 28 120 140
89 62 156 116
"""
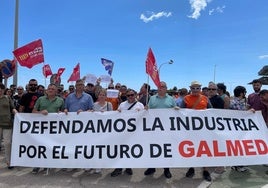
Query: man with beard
19 78 42 174
248 79 263 111
19 79 40 113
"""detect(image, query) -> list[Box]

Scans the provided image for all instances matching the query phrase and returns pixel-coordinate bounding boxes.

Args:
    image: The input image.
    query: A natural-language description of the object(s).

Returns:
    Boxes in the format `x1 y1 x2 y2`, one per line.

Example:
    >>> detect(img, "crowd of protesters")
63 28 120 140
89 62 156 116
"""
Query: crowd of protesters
0 77 268 182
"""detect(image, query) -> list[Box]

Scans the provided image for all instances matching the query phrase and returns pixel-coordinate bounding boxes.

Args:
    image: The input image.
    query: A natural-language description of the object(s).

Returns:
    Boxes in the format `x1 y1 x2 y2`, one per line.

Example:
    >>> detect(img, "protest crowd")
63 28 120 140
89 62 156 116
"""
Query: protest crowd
0 75 268 184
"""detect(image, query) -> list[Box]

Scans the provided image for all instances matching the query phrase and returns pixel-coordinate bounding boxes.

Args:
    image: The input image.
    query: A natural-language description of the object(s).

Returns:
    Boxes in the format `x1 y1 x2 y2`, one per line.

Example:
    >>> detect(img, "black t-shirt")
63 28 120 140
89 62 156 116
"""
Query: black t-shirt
86 91 97 102
13 94 22 111
19 92 41 113
209 95 224 109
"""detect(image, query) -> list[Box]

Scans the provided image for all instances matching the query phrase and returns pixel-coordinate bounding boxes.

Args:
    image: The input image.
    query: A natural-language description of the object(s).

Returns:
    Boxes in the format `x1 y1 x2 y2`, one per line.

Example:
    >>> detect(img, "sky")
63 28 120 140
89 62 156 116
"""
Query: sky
1 0 268 94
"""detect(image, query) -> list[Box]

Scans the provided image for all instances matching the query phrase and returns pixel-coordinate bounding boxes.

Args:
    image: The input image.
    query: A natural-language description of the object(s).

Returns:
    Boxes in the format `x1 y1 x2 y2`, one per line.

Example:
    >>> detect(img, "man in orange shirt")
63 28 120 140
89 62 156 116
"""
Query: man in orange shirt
180 81 212 182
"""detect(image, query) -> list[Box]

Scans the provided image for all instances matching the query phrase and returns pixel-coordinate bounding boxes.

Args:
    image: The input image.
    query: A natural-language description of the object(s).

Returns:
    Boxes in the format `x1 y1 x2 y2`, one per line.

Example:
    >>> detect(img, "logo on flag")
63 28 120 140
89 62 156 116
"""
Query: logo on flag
145 48 160 87
13 39 44 69
42 64 52 78
101 58 114 76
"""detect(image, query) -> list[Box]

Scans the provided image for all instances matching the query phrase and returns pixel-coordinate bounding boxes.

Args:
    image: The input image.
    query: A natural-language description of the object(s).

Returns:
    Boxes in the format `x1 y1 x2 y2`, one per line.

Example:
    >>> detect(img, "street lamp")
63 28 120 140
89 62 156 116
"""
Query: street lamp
158 60 174 76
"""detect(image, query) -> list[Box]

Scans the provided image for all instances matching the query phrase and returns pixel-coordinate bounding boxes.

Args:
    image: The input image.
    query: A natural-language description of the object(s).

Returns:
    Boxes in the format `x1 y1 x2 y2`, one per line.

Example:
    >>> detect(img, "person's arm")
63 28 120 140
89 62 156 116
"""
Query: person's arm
64 97 69 114
32 98 48 115
59 98 65 112
9 97 17 114
224 96 230 109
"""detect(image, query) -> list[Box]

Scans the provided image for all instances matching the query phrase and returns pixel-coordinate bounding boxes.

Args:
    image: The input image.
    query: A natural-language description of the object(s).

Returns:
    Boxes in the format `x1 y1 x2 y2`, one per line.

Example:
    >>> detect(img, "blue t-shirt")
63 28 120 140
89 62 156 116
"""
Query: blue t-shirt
148 94 176 109
65 92 93 112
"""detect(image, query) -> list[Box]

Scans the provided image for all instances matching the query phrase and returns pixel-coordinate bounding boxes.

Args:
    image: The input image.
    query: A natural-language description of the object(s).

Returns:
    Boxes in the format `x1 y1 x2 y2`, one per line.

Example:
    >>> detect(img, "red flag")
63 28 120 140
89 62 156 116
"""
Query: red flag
55 68 65 82
42 64 52 78
13 39 44 69
145 48 160 87
68 63 80 82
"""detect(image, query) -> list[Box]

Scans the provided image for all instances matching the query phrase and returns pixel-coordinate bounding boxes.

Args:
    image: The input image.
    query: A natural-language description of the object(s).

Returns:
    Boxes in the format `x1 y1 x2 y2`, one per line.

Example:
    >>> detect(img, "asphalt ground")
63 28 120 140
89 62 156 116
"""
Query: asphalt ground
1 151 268 188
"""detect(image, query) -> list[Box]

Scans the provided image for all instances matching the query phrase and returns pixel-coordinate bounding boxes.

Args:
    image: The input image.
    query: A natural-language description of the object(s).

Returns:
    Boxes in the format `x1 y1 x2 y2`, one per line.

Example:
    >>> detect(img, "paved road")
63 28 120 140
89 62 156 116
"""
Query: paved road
1 153 268 188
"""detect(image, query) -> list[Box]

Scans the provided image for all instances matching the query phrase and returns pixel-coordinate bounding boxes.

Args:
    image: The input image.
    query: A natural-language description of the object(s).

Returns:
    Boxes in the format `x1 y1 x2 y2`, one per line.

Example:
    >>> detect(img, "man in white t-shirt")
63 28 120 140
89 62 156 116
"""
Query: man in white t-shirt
110 89 144 177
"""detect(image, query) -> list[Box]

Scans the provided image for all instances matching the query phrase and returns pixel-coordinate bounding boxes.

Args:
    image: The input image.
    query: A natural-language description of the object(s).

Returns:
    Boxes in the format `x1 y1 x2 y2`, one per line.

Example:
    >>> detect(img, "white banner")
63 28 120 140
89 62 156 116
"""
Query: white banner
84 74 97 84
107 89 119 98
99 75 111 83
11 109 268 168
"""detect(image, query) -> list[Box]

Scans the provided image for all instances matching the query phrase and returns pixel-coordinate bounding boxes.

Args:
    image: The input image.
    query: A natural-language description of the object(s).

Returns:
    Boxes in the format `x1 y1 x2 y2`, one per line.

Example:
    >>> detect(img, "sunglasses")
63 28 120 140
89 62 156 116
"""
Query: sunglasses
127 94 135 97
191 87 200 90
208 88 217 91
29 84 37 86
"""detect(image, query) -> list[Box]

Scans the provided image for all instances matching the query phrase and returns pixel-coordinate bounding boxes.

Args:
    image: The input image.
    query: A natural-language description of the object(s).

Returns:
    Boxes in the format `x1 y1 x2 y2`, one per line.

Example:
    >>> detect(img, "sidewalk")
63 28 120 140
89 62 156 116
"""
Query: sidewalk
1 153 268 188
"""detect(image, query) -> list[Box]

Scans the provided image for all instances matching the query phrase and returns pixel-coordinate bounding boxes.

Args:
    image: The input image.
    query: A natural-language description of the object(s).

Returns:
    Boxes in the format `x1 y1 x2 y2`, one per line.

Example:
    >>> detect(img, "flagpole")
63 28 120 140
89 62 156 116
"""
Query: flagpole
13 0 19 86
146 74 150 106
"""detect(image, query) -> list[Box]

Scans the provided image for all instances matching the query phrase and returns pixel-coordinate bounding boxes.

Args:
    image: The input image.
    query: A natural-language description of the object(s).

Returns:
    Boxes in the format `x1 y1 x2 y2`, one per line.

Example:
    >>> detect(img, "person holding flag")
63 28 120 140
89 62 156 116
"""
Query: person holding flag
143 81 176 179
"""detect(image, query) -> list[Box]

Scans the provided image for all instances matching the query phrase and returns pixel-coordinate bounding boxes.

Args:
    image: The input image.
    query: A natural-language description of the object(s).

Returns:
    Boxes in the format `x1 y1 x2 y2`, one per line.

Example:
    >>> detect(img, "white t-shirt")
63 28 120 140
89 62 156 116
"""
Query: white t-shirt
117 100 144 111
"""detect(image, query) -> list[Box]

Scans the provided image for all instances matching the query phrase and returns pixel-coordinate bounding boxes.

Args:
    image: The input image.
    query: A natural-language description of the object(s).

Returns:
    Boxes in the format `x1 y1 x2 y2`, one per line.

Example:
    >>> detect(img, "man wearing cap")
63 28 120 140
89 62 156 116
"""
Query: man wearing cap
180 81 212 182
